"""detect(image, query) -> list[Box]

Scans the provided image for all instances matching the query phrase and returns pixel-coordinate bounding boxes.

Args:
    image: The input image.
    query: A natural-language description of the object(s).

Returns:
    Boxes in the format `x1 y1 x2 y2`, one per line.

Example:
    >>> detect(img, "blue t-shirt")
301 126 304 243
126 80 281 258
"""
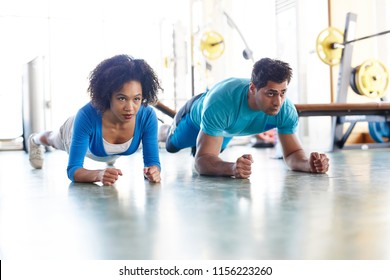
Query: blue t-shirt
67 103 160 181
190 78 298 137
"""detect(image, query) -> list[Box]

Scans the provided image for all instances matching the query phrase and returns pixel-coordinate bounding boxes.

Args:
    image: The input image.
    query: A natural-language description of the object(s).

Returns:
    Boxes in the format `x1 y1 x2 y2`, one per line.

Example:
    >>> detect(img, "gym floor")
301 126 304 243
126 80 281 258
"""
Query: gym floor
0 144 389 260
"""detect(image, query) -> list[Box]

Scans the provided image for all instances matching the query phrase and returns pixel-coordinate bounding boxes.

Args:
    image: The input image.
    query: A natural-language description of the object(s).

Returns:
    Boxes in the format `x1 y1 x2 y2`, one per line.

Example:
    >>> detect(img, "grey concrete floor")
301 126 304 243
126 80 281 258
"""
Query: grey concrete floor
0 145 390 260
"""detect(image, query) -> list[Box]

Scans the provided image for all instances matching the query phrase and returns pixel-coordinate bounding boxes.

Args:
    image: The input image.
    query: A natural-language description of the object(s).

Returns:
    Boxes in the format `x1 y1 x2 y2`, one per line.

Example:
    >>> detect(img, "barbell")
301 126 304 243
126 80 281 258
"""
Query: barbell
316 27 390 66
316 27 390 98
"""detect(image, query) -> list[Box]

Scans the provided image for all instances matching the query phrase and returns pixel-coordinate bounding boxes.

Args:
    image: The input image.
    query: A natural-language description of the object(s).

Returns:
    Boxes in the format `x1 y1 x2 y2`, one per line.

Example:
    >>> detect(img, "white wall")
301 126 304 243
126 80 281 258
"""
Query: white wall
0 0 192 138
1 0 389 151
191 0 277 93
297 0 332 151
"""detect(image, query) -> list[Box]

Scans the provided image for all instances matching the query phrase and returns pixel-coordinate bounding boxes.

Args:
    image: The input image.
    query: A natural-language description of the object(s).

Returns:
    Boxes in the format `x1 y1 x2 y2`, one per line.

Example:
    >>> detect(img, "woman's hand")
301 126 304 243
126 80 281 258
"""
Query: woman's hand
144 166 161 183
99 168 123 186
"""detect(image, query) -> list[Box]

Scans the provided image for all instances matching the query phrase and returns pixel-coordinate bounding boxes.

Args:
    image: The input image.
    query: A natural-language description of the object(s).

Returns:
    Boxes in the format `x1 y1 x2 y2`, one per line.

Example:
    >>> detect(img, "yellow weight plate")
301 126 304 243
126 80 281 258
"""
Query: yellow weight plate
200 31 225 60
316 27 344 66
355 59 389 98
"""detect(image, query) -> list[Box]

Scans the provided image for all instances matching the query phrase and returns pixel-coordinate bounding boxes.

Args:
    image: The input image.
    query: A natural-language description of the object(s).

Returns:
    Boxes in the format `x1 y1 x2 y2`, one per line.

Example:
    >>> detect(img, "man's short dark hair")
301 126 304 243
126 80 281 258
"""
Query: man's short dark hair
251 58 292 89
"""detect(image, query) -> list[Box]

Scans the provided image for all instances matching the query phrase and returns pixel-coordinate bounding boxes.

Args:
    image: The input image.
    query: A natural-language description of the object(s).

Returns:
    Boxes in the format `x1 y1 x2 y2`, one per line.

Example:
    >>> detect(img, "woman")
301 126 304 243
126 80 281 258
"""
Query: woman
28 54 162 185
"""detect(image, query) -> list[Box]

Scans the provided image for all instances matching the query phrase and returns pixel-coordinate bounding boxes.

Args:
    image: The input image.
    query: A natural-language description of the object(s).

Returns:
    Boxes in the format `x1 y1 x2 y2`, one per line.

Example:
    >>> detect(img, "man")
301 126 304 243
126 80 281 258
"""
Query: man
162 58 329 178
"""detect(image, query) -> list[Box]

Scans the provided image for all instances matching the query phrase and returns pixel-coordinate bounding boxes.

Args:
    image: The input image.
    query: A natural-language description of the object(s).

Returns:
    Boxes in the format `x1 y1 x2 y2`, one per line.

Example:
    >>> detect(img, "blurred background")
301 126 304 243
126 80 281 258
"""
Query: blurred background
0 0 389 151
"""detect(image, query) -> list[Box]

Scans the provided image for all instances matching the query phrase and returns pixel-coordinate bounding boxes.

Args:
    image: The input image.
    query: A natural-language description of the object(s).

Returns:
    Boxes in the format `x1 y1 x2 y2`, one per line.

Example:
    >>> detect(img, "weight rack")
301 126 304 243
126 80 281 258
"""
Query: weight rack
299 12 390 151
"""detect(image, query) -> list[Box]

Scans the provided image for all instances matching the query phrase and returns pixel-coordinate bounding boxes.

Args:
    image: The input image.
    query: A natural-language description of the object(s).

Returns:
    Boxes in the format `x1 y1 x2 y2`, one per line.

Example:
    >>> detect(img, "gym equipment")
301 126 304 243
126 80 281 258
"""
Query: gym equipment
223 11 254 62
155 101 176 119
317 25 389 98
368 122 390 143
310 13 390 149
200 30 225 60
295 102 390 149
154 13 390 150
295 102 390 117
351 59 389 99
316 26 390 66
316 19 390 96
316 27 344 66
154 100 390 149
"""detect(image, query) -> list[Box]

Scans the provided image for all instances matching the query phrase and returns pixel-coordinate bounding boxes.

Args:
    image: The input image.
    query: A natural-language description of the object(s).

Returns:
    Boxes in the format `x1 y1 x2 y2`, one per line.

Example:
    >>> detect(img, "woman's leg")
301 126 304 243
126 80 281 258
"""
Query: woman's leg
28 132 52 169
31 131 54 146
28 116 74 169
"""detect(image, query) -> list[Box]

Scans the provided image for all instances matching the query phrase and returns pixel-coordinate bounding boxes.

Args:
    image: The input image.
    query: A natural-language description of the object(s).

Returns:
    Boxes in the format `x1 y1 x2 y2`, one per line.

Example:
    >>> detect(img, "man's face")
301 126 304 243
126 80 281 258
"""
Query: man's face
249 80 288 115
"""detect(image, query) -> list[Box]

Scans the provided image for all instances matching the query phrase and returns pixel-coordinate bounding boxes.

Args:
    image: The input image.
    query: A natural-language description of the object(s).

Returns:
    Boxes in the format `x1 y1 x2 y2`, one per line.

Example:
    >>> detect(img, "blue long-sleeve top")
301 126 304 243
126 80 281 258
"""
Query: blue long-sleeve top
67 102 161 181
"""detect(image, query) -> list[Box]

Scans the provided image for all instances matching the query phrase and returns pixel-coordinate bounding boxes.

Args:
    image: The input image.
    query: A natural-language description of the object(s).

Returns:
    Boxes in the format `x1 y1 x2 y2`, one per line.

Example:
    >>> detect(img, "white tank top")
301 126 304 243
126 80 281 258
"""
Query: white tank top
103 138 132 154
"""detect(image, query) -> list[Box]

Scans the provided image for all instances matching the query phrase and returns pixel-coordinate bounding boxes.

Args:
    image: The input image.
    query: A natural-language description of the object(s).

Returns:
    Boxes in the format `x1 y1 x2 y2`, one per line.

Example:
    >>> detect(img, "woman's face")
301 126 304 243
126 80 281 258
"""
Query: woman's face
109 80 143 122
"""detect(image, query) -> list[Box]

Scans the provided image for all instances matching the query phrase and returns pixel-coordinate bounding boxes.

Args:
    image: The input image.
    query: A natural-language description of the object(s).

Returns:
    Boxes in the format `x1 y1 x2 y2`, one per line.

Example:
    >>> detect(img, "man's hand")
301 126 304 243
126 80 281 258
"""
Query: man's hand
233 154 254 179
309 152 329 174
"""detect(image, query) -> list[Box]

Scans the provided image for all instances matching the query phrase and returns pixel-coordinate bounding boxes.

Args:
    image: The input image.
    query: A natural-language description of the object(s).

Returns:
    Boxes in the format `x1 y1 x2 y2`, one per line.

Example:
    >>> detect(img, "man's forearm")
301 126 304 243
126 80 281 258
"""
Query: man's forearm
195 155 235 177
284 149 311 173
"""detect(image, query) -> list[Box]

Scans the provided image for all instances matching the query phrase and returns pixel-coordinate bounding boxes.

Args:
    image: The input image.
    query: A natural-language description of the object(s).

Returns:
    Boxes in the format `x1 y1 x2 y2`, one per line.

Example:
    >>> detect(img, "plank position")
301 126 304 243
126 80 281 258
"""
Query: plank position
28 55 162 185
160 58 329 178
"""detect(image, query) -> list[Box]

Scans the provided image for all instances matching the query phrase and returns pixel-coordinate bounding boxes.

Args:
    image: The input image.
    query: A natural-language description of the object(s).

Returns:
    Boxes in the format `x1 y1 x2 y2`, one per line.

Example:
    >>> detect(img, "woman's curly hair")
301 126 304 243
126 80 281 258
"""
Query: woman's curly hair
251 58 292 89
88 54 162 113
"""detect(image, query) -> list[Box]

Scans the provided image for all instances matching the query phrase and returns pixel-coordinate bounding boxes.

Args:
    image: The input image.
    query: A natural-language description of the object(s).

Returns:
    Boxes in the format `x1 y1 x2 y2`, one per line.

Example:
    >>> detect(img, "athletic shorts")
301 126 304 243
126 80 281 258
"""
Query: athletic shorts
166 93 232 153
52 116 120 163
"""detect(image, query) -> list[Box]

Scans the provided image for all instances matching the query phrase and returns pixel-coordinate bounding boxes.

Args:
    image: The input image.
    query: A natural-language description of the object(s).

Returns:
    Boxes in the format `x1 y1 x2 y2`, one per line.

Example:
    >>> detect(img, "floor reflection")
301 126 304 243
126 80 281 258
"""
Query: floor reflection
0 147 390 259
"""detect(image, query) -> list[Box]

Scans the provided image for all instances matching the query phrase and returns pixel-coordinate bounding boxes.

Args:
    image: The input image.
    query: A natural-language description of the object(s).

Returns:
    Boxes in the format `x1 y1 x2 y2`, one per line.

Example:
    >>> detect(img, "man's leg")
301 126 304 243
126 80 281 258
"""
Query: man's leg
166 114 199 153
190 136 233 156
165 93 204 153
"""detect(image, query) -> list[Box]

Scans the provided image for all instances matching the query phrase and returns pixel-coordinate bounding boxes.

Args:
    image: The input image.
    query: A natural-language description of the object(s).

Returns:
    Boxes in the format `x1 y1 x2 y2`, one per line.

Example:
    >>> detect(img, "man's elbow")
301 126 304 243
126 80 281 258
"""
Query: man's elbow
194 157 205 174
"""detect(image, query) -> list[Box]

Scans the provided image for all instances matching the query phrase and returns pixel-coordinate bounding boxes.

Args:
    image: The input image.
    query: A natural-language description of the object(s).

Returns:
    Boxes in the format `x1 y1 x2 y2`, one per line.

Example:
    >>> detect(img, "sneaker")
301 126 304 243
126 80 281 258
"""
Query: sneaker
28 134 44 169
